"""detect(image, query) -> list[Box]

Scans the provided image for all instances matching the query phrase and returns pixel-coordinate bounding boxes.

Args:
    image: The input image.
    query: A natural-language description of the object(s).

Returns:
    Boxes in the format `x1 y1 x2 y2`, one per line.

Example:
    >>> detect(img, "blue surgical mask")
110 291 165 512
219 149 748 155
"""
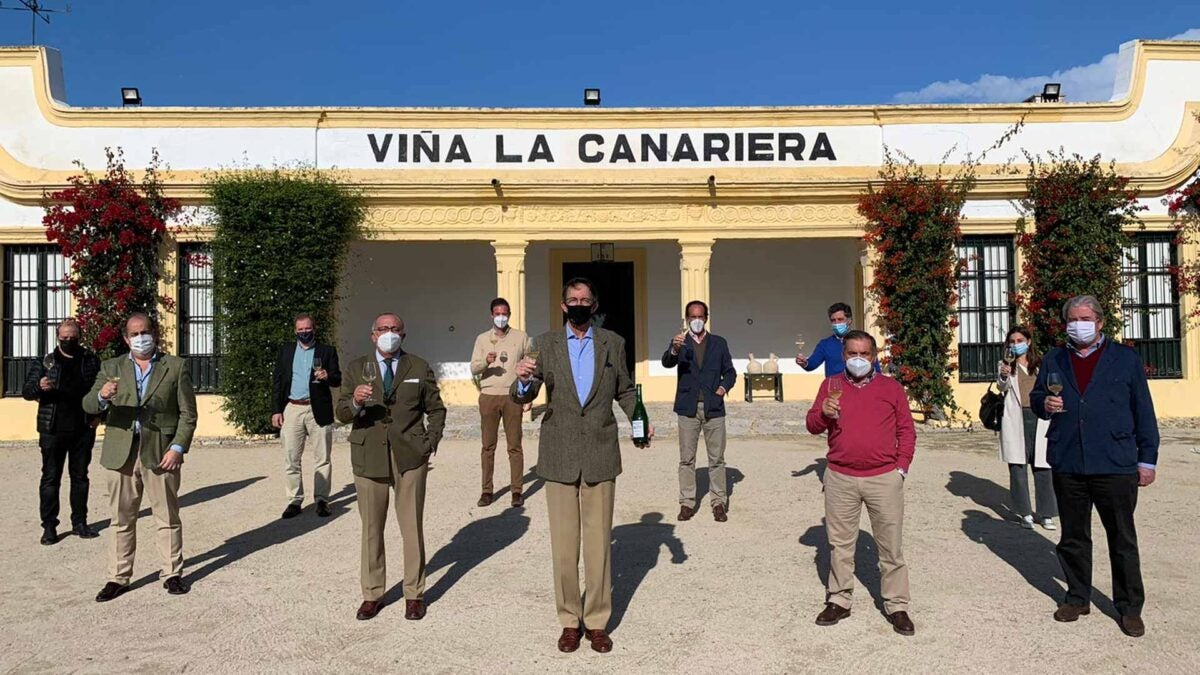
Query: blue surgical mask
1010 342 1029 356
832 323 850 337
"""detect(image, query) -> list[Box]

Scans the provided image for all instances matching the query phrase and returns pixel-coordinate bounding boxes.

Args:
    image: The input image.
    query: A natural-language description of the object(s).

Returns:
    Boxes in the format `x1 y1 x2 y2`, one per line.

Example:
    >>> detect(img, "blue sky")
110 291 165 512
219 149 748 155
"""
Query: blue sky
0 0 1195 108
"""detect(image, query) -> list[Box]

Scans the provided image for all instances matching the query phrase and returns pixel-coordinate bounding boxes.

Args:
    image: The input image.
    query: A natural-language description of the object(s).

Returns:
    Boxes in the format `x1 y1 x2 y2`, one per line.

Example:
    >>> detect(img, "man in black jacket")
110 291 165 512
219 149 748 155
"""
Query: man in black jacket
271 313 342 518
23 318 101 545
662 300 737 522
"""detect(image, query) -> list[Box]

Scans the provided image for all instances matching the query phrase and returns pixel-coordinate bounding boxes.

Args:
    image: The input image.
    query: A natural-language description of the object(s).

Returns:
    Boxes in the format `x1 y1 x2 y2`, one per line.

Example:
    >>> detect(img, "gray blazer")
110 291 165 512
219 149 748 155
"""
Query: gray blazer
511 326 637 484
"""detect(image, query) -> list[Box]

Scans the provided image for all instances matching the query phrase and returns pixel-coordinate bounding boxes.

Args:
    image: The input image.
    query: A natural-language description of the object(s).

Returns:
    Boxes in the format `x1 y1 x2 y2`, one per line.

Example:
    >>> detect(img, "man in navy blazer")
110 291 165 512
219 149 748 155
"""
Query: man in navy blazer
1031 295 1159 638
662 300 737 522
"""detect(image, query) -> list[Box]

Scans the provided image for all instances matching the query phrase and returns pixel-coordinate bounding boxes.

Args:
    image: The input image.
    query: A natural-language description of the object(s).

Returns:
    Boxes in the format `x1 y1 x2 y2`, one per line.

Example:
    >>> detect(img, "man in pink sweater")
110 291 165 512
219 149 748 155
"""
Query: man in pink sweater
806 330 917 636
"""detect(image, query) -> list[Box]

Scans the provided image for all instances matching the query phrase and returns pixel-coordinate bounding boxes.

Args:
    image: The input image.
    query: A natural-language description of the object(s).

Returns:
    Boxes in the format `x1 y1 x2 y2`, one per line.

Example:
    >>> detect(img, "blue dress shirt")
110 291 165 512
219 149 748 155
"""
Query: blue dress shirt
517 325 595 401
289 343 314 400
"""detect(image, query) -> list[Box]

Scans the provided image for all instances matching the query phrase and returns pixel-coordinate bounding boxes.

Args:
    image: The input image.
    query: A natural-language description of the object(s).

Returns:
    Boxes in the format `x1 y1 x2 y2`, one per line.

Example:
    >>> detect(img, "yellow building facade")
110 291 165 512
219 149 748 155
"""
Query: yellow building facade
1 41 1198 440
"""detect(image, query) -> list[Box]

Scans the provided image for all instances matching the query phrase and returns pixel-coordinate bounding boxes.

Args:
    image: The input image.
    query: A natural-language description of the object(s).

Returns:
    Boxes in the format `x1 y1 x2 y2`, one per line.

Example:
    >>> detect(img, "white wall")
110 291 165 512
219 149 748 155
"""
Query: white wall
336 242 494 379
709 239 860 377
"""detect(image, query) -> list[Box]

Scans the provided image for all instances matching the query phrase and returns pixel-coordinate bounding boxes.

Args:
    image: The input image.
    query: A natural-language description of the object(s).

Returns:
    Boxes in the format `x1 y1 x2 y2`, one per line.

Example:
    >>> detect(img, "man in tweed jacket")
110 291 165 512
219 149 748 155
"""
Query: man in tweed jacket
513 277 651 654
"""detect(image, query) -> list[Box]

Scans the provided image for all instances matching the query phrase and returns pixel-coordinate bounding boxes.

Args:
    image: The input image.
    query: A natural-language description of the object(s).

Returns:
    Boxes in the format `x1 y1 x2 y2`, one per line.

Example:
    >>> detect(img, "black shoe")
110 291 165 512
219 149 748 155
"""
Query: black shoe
316 501 331 518
281 504 302 519
163 576 190 595
95 582 127 602
72 522 99 539
40 527 58 546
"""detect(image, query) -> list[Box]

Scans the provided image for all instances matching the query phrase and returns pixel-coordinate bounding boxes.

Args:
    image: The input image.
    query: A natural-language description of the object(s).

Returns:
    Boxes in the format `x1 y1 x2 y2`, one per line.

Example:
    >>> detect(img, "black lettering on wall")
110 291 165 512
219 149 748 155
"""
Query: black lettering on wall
414 134 440 163
748 132 772 161
579 134 605 163
642 133 668 162
734 133 744 162
446 135 472 163
496 135 522 163
529 134 555 162
368 133 392 163
778 133 806 161
609 134 635 163
673 134 698 162
703 133 730 162
809 132 837 161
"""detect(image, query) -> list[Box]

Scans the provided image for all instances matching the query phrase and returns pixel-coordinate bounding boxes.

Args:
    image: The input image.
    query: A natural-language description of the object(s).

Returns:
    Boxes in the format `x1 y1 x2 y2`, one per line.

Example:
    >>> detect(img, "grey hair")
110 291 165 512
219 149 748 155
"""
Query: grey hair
1062 295 1105 321
370 313 403 331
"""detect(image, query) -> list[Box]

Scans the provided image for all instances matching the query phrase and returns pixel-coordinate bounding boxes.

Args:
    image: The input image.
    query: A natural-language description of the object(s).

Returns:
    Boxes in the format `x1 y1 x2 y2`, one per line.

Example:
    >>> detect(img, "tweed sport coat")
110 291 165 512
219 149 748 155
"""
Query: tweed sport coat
511 326 637 484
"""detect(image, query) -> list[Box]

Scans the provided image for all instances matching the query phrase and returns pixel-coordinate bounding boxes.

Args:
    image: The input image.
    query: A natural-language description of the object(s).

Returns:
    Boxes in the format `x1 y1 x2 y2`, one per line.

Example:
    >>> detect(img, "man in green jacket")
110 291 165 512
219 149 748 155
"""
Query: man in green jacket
336 313 446 622
85 312 198 602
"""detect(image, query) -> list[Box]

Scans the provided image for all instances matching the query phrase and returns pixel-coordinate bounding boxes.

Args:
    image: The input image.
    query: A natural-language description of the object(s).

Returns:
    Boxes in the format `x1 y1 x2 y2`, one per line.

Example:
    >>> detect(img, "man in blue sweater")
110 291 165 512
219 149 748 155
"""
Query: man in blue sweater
796 303 880 376
1031 295 1159 639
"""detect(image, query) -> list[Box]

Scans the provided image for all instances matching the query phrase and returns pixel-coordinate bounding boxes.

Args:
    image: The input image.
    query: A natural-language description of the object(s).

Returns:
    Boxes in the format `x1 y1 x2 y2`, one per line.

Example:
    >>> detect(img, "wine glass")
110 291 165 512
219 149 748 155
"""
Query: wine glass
826 376 843 418
1003 347 1017 366
795 332 806 354
1046 372 1065 414
312 356 323 383
525 337 540 365
361 360 379 403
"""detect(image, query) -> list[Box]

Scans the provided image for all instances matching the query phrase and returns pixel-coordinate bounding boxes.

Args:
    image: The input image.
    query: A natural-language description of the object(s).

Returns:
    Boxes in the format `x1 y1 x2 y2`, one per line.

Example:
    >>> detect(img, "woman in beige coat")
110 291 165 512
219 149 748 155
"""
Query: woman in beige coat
997 326 1056 530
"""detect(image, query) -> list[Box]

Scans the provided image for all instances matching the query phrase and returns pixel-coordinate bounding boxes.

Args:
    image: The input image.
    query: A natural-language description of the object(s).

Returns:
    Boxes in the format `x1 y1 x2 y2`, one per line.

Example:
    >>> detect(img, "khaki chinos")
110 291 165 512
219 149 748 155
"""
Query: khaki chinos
355 445 428 602
546 479 616 630
107 441 183 584
823 468 909 614
281 401 333 505
677 407 727 509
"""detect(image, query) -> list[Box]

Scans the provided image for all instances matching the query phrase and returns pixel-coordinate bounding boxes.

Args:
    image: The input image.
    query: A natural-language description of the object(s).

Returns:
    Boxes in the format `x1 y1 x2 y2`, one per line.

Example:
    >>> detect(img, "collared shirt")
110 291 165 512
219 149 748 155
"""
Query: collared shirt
516 325 596 402
98 353 184 455
352 350 403 415
565 324 595 403
845 371 876 389
1070 334 1106 358
289 342 315 401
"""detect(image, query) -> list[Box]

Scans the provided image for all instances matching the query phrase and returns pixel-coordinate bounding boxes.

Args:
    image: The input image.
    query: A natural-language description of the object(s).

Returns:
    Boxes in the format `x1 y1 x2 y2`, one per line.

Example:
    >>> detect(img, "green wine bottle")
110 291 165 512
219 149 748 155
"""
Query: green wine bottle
631 384 650 448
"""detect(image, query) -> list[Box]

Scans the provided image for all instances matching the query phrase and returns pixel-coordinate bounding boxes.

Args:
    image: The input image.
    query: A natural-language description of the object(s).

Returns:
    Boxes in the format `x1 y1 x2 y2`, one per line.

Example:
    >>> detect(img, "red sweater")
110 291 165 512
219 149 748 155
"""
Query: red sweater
806 375 917 477
1070 341 1106 394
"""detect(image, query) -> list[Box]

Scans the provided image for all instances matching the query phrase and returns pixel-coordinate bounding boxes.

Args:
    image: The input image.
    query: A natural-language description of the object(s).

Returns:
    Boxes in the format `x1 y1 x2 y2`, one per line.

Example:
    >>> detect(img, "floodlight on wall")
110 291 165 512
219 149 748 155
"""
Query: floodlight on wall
491 178 503 196
590 242 615 263
121 87 141 106
583 88 601 106
1041 83 1061 102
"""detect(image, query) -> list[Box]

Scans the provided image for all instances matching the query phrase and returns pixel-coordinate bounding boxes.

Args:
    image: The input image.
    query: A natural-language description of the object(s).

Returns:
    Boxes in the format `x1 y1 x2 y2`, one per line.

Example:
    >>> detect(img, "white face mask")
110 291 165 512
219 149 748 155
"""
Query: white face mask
689 319 706 335
845 356 872 378
493 315 509 329
376 331 402 354
129 334 156 357
1066 321 1098 345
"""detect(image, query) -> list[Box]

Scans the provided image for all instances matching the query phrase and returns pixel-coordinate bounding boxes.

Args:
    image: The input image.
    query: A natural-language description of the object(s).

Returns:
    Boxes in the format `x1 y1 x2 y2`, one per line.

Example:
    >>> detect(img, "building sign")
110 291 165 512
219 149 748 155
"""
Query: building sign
317 127 881 170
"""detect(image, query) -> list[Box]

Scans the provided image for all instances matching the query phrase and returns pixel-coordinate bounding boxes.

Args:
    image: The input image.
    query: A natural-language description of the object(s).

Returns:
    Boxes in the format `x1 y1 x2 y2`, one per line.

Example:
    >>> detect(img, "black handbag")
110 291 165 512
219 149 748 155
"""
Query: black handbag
979 383 1005 432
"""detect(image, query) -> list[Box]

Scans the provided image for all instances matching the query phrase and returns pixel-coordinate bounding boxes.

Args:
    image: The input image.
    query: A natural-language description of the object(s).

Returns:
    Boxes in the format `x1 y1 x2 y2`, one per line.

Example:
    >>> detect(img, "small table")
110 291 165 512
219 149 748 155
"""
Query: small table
744 373 783 402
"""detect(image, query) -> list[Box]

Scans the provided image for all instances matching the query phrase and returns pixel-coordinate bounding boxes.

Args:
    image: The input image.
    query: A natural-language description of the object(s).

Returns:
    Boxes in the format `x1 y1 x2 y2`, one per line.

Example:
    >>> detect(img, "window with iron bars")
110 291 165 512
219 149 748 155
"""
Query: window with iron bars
1121 233 1182 379
3 246 71 396
957 236 1017 383
178 244 221 392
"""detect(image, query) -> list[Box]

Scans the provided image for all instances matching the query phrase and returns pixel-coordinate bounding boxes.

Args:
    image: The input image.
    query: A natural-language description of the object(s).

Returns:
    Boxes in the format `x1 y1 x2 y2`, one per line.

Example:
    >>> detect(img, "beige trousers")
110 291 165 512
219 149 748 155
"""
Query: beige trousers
106 446 183 584
281 402 333 505
546 479 615 630
354 449 427 602
677 408 727 509
478 393 524 493
823 468 909 614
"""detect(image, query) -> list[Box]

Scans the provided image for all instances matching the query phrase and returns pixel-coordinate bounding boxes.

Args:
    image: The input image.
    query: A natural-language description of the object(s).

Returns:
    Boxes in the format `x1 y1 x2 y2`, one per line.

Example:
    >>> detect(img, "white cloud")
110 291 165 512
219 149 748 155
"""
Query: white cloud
893 28 1200 104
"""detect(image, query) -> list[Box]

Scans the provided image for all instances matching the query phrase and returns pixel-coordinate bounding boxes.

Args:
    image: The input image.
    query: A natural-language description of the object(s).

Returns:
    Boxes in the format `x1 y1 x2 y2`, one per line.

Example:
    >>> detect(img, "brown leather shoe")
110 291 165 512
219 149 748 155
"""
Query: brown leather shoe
356 600 384 621
477 492 492 507
678 505 695 521
584 628 613 653
888 611 915 636
557 627 582 653
815 602 851 626
512 491 524 508
1053 603 1091 622
1119 614 1145 637
405 599 426 620
712 503 728 522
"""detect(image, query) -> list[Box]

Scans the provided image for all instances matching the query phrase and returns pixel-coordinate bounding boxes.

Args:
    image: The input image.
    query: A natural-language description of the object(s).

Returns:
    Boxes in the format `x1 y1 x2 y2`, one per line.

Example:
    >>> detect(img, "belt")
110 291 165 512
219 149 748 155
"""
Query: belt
288 399 311 406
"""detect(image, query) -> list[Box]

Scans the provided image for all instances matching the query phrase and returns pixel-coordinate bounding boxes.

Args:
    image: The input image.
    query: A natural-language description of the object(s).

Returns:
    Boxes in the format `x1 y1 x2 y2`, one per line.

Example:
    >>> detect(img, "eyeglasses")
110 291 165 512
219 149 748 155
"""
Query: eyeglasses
372 326 401 334
564 299 595 307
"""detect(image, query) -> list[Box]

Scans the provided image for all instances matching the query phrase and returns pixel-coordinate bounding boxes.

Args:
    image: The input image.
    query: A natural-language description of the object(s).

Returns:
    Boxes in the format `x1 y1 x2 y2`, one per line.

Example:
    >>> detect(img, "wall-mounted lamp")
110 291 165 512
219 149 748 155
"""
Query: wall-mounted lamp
590 242 615 263
121 87 142 106
583 88 601 106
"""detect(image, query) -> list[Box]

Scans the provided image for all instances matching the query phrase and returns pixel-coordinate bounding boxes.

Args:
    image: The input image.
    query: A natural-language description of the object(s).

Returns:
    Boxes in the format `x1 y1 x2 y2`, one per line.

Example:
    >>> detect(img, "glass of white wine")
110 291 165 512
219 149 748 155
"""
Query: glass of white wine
525 336 540 365
827 376 843 418
1046 372 1065 414
361 360 379 403
312 356 323 383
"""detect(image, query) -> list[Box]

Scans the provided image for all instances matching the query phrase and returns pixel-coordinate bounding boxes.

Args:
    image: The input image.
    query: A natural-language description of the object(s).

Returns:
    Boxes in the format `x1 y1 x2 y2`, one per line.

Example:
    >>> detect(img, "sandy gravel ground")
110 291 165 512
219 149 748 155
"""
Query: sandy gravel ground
2 427 1198 674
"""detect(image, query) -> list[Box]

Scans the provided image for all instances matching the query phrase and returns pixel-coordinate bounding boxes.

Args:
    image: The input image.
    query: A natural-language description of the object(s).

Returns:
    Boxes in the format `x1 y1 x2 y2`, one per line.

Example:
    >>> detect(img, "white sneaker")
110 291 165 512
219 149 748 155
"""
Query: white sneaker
1042 517 1057 531
1021 515 1035 529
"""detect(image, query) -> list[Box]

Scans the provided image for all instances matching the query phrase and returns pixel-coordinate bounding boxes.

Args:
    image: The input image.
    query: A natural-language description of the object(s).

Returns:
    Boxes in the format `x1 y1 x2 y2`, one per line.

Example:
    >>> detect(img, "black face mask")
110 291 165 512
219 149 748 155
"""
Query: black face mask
565 305 593 326
58 338 81 355
297 331 316 345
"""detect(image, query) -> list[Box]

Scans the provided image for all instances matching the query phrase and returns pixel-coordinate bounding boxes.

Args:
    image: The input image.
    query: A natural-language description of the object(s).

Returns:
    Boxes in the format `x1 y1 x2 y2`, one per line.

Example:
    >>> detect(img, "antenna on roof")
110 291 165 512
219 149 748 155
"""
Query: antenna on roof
0 1 71 45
